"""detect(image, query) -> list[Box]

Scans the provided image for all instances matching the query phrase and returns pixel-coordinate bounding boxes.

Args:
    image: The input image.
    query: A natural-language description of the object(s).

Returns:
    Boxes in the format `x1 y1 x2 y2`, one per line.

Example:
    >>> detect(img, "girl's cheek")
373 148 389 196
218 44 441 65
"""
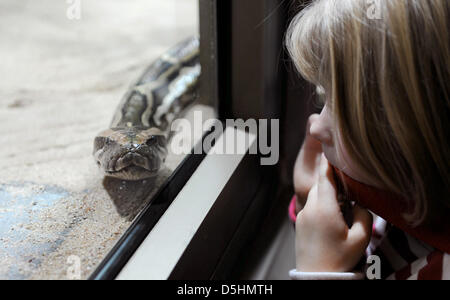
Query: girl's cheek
309 104 377 186
322 144 341 171
330 136 379 188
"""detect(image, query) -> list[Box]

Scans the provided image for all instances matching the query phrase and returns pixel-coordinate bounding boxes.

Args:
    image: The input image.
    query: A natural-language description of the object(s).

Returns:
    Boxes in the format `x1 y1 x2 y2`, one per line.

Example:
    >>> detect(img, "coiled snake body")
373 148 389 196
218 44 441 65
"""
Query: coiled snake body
94 37 200 180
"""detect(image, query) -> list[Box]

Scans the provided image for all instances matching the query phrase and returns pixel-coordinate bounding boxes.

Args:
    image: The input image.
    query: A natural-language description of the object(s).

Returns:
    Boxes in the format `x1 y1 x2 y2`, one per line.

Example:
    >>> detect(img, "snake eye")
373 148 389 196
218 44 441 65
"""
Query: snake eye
146 136 157 147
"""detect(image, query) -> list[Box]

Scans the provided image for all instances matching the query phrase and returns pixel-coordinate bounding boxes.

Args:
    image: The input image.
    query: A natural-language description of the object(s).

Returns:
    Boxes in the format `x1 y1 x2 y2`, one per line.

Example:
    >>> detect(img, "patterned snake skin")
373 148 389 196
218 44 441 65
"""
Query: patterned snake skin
93 37 200 180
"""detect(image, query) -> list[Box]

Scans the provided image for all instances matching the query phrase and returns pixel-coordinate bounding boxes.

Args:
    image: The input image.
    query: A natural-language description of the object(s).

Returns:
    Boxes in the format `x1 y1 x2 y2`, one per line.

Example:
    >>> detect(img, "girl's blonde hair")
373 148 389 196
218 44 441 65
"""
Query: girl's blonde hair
286 0 450 225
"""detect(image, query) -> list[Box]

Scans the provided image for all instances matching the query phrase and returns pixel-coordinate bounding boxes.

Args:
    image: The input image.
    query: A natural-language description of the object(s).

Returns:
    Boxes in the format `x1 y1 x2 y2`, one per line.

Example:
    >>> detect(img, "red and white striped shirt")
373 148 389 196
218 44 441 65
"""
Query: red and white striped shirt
367 216 449 280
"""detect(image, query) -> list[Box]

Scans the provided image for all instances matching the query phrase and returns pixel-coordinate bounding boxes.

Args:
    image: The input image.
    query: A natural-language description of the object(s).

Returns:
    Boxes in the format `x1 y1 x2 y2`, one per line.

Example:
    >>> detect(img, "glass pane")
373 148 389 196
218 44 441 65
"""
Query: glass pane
0 0 214 279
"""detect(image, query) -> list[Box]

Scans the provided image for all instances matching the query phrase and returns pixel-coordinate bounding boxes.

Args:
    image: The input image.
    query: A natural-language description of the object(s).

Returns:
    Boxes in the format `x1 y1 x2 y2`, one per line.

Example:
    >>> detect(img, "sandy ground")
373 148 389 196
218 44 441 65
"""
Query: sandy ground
0 0 211 280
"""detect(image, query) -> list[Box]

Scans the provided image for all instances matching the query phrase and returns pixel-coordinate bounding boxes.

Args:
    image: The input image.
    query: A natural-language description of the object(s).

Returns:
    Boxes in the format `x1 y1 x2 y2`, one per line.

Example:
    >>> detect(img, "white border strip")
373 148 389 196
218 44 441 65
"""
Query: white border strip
117 127 257 280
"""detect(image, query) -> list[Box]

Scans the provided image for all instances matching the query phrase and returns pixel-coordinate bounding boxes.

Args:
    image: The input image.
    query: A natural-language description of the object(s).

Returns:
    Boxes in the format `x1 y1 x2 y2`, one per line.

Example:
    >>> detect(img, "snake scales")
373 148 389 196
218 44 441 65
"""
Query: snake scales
94 37 200 180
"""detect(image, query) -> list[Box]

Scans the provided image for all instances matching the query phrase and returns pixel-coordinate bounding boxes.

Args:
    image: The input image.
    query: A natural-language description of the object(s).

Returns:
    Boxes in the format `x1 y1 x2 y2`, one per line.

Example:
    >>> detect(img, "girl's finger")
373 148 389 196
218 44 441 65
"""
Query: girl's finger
347 204 373 246
302 182 319 212
316 154 341 212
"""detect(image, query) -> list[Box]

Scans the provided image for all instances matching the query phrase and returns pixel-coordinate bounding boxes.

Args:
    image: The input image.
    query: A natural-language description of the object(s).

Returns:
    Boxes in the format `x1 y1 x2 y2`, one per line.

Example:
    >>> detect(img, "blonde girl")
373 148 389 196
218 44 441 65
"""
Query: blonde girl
286 0 450 279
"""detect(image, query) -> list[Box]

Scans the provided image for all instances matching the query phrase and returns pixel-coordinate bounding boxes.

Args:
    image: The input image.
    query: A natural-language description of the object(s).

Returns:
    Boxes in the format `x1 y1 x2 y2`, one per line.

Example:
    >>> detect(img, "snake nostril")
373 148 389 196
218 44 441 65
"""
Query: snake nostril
128 143 140 152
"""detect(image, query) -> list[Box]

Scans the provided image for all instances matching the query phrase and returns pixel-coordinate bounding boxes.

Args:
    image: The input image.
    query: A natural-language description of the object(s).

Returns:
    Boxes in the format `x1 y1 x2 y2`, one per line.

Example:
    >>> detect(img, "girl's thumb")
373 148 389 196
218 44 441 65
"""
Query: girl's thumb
348 204 373 246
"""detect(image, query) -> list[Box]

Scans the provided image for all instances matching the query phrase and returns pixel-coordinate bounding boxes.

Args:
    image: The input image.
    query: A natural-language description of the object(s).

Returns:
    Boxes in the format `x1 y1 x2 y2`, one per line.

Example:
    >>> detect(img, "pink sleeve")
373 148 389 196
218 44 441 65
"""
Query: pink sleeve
288 195 297 223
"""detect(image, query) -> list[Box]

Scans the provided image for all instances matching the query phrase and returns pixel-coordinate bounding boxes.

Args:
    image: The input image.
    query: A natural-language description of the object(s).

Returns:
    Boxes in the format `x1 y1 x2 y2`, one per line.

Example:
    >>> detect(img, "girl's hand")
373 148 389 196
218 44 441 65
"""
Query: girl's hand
295 155 373 273
293 114 322 212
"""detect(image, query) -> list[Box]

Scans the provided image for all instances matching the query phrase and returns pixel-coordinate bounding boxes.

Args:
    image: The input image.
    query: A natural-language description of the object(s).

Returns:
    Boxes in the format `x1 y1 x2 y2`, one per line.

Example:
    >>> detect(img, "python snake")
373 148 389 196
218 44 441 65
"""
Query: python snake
94 37 200 180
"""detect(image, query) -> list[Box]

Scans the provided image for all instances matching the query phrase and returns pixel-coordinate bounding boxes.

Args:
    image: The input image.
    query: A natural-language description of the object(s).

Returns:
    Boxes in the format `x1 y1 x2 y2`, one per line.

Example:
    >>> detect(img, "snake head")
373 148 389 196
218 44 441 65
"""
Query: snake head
93 127 167 180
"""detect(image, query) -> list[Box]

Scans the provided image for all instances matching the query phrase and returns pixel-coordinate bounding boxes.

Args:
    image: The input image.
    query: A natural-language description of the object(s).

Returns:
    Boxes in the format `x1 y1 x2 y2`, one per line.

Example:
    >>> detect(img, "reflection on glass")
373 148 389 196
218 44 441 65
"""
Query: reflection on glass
0 0 212 279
